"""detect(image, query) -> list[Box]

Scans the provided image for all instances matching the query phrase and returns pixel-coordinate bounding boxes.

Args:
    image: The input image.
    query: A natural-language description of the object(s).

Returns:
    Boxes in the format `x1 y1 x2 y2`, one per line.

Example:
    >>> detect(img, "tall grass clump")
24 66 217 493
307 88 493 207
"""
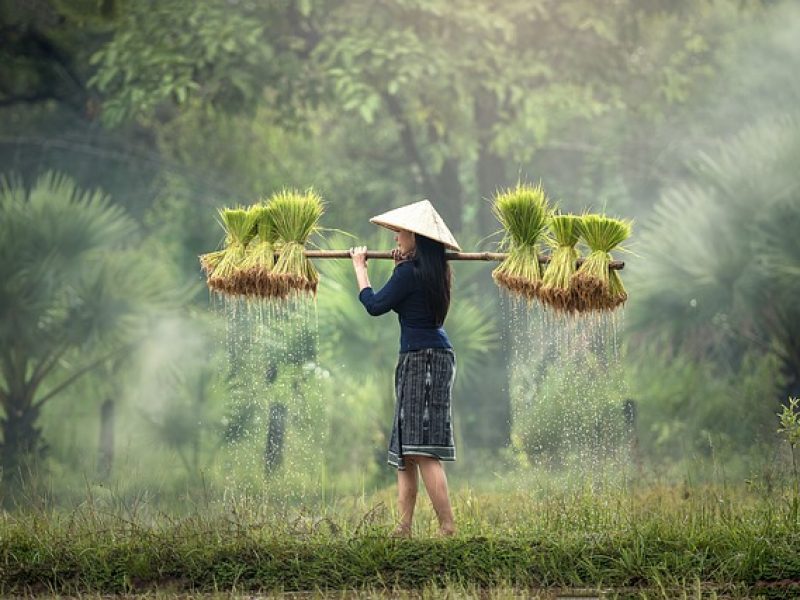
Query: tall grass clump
491 182 552 302
204 206 258 295
572 215 631 311
540 214 581 314
270 188 325 298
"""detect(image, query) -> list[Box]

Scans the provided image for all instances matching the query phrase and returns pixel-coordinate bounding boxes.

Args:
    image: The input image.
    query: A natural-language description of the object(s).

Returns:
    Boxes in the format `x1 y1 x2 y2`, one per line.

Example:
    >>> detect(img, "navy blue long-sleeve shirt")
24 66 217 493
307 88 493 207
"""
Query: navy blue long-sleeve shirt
358 260 453 353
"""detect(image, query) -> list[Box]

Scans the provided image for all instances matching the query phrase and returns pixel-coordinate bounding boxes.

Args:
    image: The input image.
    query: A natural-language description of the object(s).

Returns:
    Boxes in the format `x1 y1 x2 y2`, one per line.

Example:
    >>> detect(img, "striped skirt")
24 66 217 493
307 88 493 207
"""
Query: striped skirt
388 348 457 470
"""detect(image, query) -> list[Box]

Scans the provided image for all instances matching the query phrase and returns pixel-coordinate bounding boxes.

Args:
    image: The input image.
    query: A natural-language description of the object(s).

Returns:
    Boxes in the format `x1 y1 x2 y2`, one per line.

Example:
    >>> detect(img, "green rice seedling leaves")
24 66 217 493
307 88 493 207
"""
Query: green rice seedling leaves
540 214 581 314
270 188 325 298
206 206 258 295
572 215 632 312
491 182 552 302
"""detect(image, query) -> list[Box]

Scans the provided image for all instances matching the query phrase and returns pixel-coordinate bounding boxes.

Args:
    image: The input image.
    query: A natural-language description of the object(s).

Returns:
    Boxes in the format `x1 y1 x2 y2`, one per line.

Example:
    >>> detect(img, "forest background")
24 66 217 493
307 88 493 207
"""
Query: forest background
1 0 799 505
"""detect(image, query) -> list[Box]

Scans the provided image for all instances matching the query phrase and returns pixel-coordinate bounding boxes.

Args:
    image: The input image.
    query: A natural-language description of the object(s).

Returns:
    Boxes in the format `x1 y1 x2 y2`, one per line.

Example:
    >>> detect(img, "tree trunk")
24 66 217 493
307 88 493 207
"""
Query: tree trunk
97 398 115 479
623 398 643 477
264 402 287 476
0 396 43 489
435 157 464 233
474 88 508 237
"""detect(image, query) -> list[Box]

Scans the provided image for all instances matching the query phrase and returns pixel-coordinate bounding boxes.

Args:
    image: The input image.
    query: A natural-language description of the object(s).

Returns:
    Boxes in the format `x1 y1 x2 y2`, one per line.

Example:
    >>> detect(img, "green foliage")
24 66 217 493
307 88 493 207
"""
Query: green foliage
511 336 626 469
778 396 800 520
628 114 800 387
3 0 800 497
0 171 177 363
316 234 400 376
83 0 731 236
778 397 800 449
628 346 786 463
89 1 275 125
134 313 228 480
623 106 800 470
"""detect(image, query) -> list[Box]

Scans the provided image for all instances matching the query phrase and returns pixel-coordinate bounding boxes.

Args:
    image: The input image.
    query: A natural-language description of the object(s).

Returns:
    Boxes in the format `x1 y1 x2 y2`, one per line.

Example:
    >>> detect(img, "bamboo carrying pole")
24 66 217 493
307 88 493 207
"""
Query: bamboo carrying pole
301 250 625 270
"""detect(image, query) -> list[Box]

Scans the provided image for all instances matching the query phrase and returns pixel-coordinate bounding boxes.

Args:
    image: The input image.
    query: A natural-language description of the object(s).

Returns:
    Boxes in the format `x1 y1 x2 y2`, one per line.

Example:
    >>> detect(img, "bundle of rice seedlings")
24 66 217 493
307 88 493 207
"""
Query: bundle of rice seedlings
270 188 325 297
206 207 258 295
571 214 632 311
540 214 581 313
232 204 280 298
491 182 551 301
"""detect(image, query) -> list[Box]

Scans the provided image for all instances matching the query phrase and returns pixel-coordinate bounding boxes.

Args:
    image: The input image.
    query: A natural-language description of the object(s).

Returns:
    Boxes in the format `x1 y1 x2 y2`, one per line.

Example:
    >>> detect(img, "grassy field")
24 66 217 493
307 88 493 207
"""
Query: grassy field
1 484 799 599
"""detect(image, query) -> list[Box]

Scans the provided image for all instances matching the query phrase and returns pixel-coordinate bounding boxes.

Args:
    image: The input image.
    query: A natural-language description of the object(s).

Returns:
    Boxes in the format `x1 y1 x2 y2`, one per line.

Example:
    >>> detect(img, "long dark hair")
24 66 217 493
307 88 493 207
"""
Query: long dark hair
412 234 452 325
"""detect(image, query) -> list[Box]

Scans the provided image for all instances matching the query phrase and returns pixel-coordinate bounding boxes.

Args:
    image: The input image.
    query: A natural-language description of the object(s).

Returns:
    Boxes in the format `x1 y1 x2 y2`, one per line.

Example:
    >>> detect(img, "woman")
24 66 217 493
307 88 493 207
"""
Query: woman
349 200 460 537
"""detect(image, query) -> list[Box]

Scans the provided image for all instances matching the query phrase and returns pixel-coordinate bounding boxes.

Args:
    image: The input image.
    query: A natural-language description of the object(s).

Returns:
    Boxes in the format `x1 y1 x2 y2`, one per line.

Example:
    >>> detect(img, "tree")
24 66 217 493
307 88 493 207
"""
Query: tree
630 115 800 374
626 114 800 459
0 172 177 490
0 0 109 116
88 0 731 234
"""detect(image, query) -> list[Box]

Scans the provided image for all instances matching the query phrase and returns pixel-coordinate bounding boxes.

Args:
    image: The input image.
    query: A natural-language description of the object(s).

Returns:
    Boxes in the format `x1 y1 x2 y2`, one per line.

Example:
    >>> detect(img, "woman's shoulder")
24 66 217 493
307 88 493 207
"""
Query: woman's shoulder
394 259 414 270
392 260 417 285
393 260 416 274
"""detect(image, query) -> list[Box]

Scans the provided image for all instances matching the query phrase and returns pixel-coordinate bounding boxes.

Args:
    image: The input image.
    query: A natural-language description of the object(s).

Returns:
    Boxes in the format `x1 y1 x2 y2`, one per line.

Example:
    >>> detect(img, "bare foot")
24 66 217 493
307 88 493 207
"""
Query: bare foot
436 526 456 537
390 524 412 538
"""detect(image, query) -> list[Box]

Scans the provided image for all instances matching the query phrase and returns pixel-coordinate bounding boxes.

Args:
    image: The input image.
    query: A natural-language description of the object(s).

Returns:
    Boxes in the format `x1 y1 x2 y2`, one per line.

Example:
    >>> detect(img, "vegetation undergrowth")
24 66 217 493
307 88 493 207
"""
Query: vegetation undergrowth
1 486 798 597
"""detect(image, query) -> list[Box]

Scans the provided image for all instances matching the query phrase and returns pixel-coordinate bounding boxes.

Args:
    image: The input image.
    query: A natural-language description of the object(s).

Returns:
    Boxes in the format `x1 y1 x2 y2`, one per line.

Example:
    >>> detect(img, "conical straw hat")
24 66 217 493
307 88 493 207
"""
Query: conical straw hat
369 199 461 251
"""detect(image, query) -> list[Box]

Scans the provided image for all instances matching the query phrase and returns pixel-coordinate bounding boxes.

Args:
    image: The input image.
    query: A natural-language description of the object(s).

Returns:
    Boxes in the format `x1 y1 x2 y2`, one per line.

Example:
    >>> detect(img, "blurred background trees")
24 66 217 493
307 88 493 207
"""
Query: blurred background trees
0 172 180 493
1 0 799 503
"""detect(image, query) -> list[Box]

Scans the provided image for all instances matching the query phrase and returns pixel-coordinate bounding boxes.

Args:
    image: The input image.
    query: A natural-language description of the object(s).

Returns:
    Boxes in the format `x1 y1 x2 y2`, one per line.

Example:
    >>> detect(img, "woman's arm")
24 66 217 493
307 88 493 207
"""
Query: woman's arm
350 245 371 291
350 246 413 316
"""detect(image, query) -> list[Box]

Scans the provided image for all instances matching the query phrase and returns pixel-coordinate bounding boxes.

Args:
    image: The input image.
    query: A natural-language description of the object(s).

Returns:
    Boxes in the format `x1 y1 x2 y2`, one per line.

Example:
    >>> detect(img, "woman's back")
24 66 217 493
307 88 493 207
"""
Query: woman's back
358 260 452 352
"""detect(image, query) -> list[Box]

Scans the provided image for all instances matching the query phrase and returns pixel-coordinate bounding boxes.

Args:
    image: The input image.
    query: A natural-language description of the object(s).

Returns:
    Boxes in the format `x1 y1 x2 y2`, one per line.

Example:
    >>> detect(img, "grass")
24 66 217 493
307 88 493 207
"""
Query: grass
2 485 799 597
